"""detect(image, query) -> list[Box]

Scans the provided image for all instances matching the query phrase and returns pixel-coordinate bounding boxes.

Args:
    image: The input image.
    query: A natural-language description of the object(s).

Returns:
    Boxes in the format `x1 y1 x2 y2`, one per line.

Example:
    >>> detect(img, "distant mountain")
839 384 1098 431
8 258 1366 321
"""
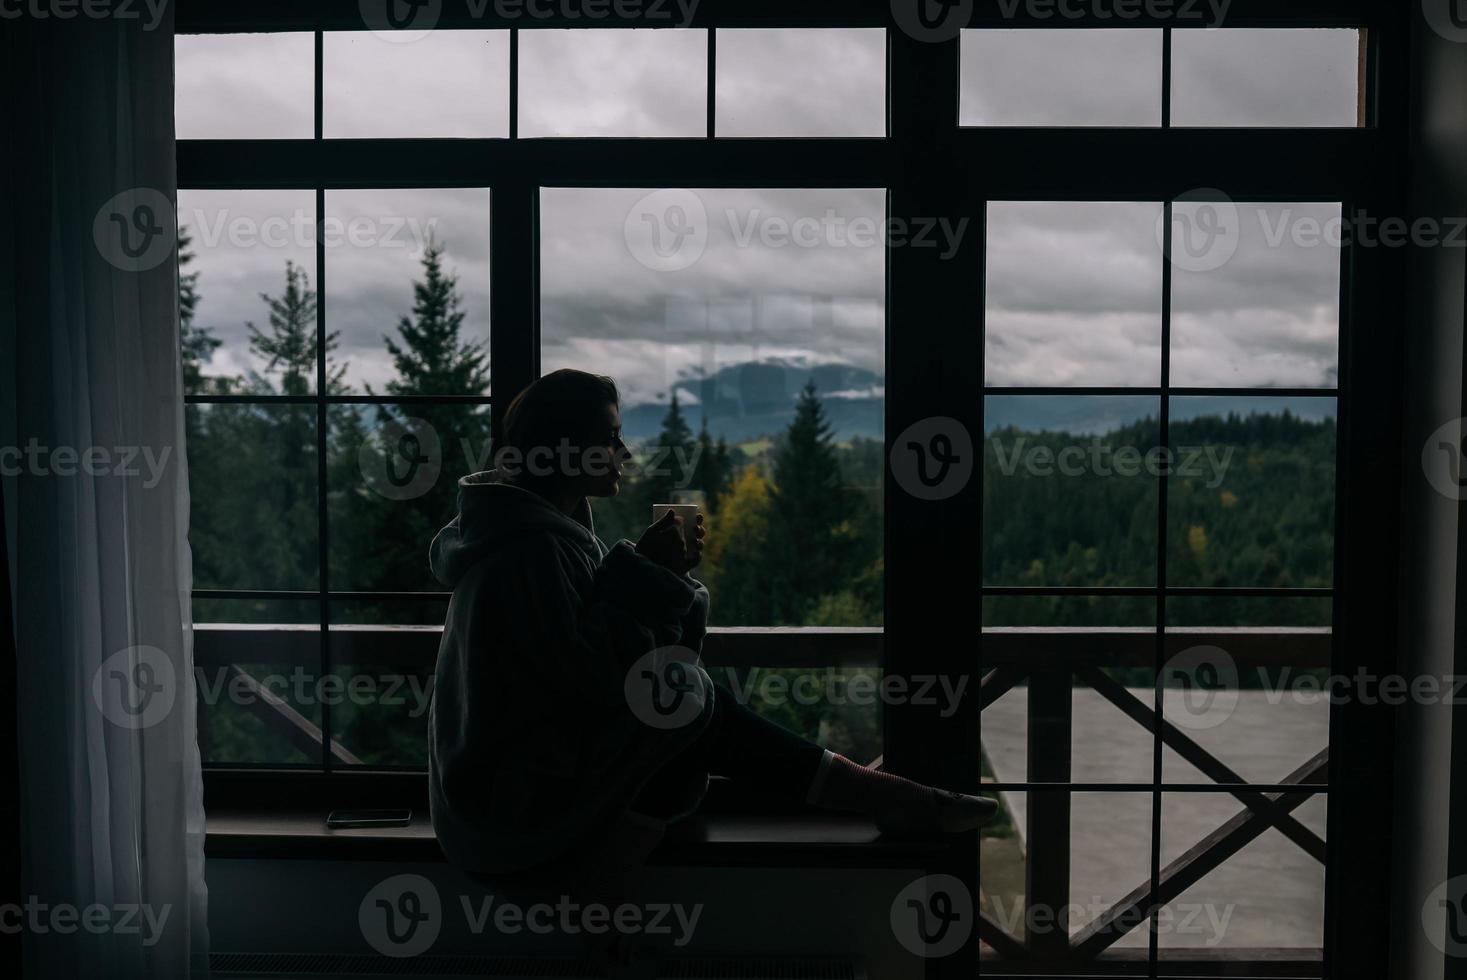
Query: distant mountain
622 361 1338 445
621 358 885 444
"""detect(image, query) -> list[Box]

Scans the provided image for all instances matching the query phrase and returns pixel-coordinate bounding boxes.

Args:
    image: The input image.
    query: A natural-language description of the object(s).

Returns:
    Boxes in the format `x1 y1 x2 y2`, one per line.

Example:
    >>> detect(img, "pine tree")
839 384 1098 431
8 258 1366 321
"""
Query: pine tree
178 228 236 395
645 392 697 504
764 380 861 623
382 237 488 398
692 419 734 514
247 260 344 395
227 261 342 591
335 241 493 594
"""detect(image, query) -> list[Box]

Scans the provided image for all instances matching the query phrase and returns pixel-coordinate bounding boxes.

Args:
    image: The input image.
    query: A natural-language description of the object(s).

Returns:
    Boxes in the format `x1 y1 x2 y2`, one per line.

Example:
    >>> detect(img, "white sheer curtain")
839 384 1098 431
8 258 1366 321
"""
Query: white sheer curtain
1 10 208 979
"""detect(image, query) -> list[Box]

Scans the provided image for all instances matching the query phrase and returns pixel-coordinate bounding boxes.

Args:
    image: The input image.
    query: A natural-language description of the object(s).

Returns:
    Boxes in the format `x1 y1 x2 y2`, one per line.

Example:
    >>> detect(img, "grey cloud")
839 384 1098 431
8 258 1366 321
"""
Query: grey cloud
1171 29 1361 127
716 28 885 137
960 29 1162 127
519 29 707 136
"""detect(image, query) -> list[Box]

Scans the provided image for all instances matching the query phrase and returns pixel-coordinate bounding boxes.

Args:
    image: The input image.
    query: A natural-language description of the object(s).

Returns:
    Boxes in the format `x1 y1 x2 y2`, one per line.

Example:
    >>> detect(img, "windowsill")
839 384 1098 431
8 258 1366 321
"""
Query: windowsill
204 807 950 867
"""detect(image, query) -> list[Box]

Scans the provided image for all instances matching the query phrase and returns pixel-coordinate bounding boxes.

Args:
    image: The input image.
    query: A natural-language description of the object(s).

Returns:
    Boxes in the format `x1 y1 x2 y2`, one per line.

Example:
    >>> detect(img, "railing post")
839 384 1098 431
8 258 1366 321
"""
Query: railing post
1026 667 1072 958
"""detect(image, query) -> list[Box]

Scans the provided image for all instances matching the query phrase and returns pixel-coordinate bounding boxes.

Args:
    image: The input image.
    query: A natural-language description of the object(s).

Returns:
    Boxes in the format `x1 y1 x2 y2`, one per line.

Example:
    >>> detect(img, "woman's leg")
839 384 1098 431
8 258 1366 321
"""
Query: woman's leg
637 682 996 833
631 681 822 817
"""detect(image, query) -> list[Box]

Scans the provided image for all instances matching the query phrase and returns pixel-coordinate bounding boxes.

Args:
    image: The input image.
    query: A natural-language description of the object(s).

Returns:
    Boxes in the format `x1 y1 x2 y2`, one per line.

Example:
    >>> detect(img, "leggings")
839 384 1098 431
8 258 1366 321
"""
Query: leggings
631 680 827 819
469 682 828 901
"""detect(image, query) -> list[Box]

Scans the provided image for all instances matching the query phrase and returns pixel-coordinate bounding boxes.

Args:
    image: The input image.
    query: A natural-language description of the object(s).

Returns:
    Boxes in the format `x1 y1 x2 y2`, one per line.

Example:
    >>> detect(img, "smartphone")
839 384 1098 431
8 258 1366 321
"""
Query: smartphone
326 808 412 829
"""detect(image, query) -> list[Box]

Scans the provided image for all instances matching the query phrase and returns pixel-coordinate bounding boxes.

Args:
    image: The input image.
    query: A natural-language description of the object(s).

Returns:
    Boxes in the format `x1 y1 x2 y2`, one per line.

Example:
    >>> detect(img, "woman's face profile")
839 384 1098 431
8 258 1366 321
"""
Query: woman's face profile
583 402 628 498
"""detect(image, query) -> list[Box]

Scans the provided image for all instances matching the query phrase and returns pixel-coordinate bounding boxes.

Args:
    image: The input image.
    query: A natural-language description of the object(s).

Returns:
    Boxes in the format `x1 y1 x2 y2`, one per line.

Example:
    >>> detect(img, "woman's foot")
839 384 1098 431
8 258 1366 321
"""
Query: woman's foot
807 751 999 834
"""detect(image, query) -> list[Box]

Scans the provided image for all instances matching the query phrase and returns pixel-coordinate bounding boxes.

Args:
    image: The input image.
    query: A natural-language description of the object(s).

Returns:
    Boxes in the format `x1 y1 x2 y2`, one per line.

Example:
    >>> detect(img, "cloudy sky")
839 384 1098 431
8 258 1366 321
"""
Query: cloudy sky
176 27 1355 423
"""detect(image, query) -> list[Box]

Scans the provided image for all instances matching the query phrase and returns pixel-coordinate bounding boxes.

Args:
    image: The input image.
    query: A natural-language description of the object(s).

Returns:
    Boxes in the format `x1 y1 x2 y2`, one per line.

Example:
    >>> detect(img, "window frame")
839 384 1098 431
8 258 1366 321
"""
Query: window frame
179 4 1404 979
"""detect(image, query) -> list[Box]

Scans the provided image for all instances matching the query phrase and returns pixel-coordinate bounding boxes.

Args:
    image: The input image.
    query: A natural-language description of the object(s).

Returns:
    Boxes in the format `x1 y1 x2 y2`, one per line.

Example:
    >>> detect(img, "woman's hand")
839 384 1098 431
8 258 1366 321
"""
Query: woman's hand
635 511 707 575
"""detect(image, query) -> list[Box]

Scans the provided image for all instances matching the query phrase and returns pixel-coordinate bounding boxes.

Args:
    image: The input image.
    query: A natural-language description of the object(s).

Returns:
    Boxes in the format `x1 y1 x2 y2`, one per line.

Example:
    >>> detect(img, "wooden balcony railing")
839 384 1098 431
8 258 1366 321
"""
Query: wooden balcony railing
193 623 1332 973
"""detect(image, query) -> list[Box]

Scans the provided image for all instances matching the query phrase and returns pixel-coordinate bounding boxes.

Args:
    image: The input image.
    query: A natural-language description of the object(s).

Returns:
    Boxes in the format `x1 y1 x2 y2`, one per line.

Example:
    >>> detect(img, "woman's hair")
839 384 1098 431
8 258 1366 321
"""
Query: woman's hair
496 369 619 481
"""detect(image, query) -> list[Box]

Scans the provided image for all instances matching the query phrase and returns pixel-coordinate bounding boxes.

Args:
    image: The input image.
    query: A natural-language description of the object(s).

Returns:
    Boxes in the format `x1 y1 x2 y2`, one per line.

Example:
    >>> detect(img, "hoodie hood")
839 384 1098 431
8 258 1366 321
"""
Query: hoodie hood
429 470 604 588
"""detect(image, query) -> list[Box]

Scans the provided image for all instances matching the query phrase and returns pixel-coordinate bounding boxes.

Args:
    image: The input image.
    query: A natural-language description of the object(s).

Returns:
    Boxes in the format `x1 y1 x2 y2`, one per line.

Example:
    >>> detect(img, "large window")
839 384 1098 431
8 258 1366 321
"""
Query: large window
176 11 1388 977
980 196 1340 963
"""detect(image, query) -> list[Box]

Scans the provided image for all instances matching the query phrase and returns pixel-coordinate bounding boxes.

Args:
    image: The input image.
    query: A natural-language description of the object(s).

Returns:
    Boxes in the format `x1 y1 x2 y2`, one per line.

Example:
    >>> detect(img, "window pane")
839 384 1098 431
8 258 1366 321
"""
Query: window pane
519 30 707 137
1171 29 1362 127
329 599 446 768
323 188 490 394
983 595 1153 628
328 403 492 593
1161 629 1331 784
982 657 1157 788
712 666 884 765
715 29 885 137
986 202 1163 387
960 30 1162 127
186 403 319 592
193 604 323 767
983 395 1160 587
178 189 319 394
1169 201 1341 388
977 792 1154 955
198 659 324 767
192 597 319 626
1167 594 1332 628
541 188 885 627
1159 793 1327 953
175 33 314 139
1166 396 1337 589
324 31 510 138
329 660 433 768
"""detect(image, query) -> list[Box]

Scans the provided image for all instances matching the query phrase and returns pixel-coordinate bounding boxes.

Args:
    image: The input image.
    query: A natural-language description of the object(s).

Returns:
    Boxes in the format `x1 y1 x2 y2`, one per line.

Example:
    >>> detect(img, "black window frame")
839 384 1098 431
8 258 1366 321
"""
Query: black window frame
178 4 1406 978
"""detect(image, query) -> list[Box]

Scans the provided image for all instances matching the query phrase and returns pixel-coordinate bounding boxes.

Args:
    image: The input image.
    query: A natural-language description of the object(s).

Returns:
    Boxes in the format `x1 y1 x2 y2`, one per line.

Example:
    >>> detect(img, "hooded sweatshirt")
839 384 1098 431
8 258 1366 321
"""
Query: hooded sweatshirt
427 471 714 874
